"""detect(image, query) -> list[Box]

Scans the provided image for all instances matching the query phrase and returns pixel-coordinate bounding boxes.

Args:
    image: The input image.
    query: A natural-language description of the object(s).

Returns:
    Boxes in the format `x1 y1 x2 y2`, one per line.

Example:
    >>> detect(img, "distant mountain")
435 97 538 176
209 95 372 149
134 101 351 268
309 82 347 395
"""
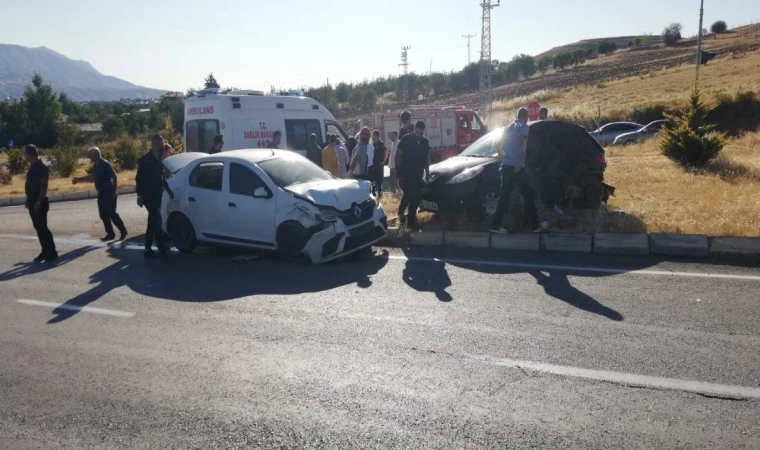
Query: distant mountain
0 44 166 102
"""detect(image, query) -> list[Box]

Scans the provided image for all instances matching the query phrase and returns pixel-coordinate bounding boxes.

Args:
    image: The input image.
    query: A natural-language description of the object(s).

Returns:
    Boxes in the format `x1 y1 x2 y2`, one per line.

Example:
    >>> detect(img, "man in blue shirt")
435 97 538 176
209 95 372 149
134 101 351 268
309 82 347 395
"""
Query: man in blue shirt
490 108 545 234
73 147 128 241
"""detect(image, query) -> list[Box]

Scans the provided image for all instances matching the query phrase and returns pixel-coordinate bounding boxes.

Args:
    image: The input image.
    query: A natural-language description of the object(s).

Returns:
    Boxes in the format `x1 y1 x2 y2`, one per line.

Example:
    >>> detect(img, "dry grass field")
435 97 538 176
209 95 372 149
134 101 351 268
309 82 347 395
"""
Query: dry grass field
0 163 136 198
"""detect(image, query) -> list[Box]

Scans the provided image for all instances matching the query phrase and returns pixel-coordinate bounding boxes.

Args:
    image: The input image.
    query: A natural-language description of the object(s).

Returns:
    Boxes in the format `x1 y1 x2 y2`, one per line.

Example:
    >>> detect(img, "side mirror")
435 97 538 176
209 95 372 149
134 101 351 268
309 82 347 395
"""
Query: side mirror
253 187 270 199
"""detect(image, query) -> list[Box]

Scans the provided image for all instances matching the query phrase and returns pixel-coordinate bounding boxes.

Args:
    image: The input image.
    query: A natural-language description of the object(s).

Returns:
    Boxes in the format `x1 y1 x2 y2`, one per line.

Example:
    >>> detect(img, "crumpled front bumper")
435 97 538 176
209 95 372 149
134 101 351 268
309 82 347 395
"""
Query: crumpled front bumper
302 204 388 264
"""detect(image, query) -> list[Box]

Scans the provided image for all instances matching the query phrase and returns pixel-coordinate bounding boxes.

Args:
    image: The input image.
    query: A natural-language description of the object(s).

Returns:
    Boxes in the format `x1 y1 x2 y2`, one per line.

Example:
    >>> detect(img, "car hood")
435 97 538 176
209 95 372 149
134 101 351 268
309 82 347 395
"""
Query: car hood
431 156 497 176
285 179 372 210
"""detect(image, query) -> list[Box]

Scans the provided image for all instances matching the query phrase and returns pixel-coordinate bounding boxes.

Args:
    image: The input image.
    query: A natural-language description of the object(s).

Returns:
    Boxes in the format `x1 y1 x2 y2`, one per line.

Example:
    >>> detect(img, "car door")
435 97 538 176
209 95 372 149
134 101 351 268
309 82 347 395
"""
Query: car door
184 161 227 241
222 161 277 248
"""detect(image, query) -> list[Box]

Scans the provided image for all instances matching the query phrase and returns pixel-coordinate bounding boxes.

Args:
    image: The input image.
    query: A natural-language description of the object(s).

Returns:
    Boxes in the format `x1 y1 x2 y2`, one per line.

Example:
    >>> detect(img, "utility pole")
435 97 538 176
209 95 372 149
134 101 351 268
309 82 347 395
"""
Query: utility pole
430 60 433 74
695 0 705 90
479 1 499 117
462 33 477 64
399 46 411 103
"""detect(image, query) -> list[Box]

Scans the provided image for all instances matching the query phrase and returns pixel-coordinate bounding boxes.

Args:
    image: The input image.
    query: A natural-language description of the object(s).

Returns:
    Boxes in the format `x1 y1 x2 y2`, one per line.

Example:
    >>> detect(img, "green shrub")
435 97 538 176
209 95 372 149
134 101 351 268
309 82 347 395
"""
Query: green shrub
113 137 141 171
660 90 724 167
50 145 81 177
7 149 28 174
0 166 11 185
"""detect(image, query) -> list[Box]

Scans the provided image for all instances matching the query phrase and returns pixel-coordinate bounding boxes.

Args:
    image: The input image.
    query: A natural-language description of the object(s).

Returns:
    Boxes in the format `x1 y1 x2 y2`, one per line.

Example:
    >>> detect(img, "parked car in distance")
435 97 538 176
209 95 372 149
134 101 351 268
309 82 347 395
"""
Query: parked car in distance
160 150 387 264
613 120 671 145
588 122 644 146
420 121 614 218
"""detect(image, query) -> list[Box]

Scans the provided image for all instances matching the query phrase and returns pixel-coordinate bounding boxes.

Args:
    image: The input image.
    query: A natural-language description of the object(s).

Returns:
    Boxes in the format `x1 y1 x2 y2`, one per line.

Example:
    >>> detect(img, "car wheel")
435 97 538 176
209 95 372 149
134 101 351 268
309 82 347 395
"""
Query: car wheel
474 186 500 220
575 176 603 209
276 222 311 263
168 213 197 253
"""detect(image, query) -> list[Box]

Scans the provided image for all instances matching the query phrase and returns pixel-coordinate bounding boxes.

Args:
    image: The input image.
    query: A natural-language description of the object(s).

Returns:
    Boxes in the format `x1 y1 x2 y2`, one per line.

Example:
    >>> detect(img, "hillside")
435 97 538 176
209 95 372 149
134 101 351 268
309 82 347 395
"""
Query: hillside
0 44 165 101
335 25 760 127
536 35 663 59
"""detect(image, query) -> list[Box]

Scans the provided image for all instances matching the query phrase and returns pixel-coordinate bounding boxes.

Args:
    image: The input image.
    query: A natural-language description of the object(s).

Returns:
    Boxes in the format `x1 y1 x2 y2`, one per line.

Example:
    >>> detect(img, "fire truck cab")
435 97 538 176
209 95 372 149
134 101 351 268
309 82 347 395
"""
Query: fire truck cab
365 106 487 163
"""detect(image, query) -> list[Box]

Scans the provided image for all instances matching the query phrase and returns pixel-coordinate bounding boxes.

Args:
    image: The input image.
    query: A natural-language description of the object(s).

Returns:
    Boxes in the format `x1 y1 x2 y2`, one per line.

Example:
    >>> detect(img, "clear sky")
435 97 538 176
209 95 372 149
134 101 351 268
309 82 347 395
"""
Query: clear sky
1 0 757 92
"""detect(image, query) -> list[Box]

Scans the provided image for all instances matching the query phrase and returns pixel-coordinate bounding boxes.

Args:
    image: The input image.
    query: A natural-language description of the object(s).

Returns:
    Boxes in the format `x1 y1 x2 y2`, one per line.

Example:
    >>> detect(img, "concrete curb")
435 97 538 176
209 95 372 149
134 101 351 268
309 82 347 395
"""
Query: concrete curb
594 233 650 256
650 233 709 257
379 229 759 260
541 234 593 253
444 232 490 249
0 186 138 208
709 236 760 258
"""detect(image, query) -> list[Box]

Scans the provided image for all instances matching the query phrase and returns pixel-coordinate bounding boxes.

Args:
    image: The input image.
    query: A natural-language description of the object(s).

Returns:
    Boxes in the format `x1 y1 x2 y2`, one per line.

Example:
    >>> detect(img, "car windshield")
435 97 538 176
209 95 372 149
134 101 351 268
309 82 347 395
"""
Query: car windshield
459 128 502 157
258 154 333 188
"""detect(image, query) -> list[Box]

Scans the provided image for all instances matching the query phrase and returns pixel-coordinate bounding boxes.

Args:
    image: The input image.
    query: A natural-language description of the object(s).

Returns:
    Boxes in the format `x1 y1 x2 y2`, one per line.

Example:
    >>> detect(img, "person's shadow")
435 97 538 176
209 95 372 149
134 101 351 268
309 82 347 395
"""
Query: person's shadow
0 246 99 283
529 270 623 321
402 258 453 302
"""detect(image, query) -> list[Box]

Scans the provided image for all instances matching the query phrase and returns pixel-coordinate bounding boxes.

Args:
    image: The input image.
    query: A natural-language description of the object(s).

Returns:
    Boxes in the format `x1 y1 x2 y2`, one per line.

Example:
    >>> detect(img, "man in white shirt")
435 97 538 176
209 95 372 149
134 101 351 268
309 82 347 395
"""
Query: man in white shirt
387 131 399 193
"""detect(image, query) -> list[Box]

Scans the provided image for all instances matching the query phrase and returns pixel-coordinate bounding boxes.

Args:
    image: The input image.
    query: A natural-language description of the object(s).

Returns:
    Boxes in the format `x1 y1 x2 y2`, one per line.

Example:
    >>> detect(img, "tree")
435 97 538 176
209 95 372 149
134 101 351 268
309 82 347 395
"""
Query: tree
632 36 644 48
204 73 220 89
660 90 724 167
662 23 683 46
597 41 618 55
571 49 588 66
102 115 126 136
0 98 27 147
536 56 552 75
23 73 62 148
710 20 727 38
552 52 572 71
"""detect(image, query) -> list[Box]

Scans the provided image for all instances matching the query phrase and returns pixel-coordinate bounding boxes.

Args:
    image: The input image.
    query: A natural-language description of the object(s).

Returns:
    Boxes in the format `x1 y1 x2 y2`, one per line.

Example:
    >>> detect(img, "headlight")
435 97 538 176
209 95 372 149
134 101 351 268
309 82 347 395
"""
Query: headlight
316 206 339 222
447 165 484 184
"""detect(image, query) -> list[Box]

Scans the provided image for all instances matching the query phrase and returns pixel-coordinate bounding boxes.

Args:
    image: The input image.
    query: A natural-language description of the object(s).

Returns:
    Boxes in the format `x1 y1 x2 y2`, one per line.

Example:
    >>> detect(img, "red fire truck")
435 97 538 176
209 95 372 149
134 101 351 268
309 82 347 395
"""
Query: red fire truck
358 106 487 163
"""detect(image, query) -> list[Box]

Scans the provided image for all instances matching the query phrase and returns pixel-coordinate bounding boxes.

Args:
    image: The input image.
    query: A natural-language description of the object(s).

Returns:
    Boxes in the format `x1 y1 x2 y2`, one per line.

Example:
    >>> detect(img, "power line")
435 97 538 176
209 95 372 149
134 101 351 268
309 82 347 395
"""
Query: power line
462 33 477 64
479 1 499 117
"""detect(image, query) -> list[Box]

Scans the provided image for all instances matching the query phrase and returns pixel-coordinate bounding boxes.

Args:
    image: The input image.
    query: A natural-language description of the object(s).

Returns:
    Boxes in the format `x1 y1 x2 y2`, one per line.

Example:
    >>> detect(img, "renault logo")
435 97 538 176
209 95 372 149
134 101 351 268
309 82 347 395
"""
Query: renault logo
353 204 362 220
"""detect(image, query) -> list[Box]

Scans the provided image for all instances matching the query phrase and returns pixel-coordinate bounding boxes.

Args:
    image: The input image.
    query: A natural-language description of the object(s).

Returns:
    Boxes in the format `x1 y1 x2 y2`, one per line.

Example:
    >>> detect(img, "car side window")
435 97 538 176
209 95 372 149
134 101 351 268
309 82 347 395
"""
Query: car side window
189 162 224 191
471 114 484 134
229 162 267 197
459 115 470 131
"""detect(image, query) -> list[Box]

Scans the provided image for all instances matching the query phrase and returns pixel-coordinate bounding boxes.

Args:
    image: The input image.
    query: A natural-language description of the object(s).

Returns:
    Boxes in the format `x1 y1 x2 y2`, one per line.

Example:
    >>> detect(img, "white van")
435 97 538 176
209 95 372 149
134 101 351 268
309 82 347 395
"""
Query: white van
183 89 351 156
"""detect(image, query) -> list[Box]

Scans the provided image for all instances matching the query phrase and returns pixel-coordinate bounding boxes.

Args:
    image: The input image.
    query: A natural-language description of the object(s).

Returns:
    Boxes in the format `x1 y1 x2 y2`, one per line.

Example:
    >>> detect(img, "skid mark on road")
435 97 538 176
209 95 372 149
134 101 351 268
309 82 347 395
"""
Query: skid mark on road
387 255 760 281
470 354 760 400
17 299 134 318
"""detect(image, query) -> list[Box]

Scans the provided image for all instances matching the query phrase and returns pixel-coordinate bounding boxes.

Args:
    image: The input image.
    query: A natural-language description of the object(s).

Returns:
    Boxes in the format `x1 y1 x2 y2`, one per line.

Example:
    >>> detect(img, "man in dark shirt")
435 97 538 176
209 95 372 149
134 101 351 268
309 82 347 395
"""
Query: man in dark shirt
73 147 128 241
24 145 57 262
136 135 174 258
394 110 415 180
306 133 323 166
371 129 387 197
266 131 282 149
397 121 431 230
209 135 224 154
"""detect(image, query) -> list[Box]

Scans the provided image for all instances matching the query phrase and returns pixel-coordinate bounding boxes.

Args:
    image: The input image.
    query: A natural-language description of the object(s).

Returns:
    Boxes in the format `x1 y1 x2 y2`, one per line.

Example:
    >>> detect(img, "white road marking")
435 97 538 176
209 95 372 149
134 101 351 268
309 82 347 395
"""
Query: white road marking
17 299 134 318
470 354 760 399
387 255 760 281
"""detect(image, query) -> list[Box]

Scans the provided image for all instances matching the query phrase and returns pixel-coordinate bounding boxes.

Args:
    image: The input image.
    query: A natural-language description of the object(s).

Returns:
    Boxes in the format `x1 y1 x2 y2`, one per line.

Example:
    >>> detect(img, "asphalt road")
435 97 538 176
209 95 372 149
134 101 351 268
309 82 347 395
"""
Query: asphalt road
1 197 759 449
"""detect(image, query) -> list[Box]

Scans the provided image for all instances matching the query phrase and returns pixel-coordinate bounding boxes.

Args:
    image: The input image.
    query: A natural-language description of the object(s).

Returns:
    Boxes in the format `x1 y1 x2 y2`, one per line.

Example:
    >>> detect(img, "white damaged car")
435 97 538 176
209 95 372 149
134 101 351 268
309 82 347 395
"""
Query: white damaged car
160 150 387 264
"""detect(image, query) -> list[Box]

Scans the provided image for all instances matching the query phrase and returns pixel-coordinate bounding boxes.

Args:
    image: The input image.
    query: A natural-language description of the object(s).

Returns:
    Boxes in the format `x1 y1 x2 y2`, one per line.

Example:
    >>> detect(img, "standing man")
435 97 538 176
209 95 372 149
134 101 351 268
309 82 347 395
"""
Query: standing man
267 131 282 149
490 108 546 234
394 110 415 182
397 121 430 230
307 133 323 167
371 130 387 196
322 135 340 177
24 145 57 262
136 135 174 259
335 138 349 179
387 131 399 193
538 107 549 121
72 147 127 241
209 135 224 154
349 127 372 181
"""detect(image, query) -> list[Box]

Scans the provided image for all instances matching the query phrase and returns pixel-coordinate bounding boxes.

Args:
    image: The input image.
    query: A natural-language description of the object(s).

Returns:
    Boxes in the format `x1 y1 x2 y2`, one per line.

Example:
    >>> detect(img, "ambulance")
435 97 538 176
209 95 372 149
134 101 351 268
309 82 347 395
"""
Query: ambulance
183 89 351 156
361 106 488 163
